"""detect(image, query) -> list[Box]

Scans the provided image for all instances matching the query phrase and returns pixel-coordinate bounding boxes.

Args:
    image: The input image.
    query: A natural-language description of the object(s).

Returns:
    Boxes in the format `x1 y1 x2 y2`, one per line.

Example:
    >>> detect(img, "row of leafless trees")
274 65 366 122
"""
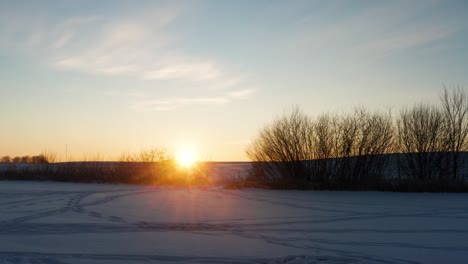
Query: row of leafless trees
1 152 57 164
0 148 210 186
0 161 211 186
246 87 468 191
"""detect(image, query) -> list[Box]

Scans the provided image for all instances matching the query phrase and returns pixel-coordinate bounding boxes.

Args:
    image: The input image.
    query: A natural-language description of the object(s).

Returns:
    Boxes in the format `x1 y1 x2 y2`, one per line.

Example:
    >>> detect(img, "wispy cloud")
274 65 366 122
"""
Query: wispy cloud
142 62 221 81
48 8 178 78
41 6 237 86
227 88 256 99
0 3 258 110
361 21 462 58
291 0 465 59
130 88 256 112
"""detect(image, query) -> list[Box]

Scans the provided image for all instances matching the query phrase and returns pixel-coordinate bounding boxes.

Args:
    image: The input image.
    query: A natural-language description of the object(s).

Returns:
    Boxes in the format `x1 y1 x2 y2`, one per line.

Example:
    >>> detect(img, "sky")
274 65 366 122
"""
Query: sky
0 0 468 161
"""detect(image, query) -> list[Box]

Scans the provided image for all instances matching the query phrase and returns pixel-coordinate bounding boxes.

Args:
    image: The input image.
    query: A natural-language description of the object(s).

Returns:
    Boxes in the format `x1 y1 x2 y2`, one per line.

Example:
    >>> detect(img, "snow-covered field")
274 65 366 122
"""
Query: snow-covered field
0 181 467 264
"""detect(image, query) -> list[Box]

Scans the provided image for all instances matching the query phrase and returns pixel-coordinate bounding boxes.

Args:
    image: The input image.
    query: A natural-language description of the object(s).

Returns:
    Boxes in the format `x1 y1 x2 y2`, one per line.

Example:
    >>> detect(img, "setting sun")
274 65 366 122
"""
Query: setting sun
176 150 197 168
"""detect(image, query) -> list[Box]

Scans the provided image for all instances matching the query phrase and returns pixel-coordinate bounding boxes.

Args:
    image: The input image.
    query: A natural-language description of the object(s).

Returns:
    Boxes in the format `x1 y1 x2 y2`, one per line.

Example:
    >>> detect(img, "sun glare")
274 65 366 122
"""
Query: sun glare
176 150 196 168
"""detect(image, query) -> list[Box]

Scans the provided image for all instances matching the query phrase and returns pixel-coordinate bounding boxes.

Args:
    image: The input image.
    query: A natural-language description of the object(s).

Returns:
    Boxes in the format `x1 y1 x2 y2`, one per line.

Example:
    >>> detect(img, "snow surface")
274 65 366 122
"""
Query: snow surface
0 181 467 264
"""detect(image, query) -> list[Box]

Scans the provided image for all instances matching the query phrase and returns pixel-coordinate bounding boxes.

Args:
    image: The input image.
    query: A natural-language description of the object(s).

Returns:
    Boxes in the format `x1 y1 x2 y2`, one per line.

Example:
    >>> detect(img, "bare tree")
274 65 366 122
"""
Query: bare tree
331 109 394 188
31 155 47 164
311 114 339 186
397 104 444 182
41 151 57 163
119 147 174 163
351 109 394 186
439 86 468 180
1 156 11 163
246 107 314 187
334 111 360 186
20 156 31 163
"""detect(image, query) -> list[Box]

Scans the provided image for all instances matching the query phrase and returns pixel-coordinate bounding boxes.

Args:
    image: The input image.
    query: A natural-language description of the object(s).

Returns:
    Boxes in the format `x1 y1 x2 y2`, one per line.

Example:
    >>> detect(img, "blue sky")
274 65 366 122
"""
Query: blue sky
0 0 467 161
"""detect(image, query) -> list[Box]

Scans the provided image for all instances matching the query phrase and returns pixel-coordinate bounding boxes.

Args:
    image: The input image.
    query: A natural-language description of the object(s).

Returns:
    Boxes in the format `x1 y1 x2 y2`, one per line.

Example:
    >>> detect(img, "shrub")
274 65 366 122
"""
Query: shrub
246 108 314 188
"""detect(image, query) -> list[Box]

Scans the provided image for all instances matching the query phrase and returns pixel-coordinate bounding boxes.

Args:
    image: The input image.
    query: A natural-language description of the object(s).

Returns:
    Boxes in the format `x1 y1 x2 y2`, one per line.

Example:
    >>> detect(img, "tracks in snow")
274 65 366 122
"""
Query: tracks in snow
0 184 467 263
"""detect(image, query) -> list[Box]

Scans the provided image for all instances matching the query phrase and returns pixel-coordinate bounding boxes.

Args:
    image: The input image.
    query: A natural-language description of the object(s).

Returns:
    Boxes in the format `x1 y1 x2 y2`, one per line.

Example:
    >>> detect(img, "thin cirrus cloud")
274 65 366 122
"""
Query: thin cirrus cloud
292 0 465 59
361 21 463 58
49 10 219 82
131 88 256 112
141 62 221 81
0 4 256 111
47 10 256 109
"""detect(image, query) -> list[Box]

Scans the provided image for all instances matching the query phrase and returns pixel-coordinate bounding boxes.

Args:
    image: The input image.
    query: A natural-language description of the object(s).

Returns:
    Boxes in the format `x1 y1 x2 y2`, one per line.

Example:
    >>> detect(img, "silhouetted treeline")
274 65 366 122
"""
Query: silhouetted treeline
245 87 468 191
1 153 56 164
0 161 210 185
0 148 209 185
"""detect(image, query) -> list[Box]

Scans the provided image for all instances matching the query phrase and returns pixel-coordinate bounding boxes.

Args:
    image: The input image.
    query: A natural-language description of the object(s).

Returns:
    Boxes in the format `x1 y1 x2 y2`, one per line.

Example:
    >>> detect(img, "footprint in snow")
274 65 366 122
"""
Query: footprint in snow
88 212 102 217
